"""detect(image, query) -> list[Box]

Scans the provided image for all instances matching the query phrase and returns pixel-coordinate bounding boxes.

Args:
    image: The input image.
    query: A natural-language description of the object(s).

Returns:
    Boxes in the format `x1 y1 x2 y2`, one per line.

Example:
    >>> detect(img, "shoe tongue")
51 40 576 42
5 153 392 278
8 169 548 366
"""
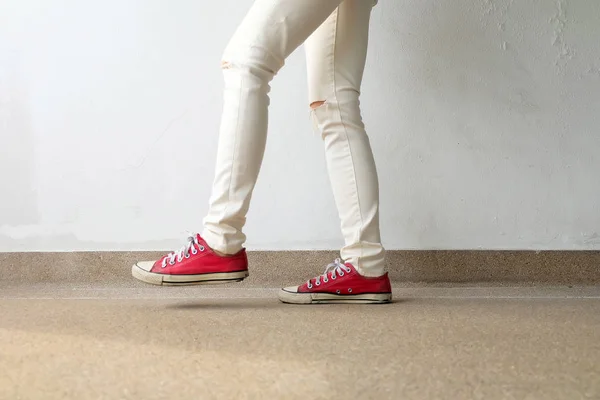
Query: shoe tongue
195 233 207 246
196 233 210 249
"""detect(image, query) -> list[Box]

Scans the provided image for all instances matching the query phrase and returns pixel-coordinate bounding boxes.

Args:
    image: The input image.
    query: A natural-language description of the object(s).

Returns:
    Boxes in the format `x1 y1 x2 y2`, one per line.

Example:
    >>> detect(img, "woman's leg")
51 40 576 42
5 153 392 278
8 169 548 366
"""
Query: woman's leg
277 0 389 304
202 0 345 254
305 0 385 277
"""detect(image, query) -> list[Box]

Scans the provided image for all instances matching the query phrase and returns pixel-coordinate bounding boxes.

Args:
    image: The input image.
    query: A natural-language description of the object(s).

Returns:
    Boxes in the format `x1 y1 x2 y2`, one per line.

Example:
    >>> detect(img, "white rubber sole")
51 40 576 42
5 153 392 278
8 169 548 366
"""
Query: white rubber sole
132 264 249 286
278 288 392 305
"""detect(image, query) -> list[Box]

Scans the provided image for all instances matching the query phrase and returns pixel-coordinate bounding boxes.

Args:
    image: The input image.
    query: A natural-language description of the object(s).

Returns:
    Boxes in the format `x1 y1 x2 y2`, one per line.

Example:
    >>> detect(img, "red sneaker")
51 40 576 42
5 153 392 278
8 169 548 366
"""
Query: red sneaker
278 259 392 304
132 234 248 286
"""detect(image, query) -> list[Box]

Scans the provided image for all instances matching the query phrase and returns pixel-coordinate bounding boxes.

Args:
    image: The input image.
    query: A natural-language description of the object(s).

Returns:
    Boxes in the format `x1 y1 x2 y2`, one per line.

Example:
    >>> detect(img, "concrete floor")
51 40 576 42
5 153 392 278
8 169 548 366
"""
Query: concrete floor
1 284 599 400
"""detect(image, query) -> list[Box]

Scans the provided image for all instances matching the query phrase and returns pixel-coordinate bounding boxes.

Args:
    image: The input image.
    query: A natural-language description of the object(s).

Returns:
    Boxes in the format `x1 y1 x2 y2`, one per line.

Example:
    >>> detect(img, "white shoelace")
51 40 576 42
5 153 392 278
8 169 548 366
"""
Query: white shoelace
161 234 205 268
307 258 352 289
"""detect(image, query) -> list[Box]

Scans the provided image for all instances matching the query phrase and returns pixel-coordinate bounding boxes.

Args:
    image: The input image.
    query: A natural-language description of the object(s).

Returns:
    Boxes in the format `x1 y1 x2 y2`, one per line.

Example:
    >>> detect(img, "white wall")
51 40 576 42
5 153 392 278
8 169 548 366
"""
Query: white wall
1 0 599 252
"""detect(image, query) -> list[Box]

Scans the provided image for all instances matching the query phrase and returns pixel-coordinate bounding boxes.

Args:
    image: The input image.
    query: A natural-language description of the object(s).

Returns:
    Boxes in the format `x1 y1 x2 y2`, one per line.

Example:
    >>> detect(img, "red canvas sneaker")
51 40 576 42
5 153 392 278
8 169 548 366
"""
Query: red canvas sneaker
132 234 248 286
278 259 392 304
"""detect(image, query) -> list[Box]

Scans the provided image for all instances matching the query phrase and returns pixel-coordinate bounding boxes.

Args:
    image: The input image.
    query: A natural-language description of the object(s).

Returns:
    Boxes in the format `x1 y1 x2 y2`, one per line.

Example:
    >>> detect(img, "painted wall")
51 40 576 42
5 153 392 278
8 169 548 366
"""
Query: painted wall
1 0 599 252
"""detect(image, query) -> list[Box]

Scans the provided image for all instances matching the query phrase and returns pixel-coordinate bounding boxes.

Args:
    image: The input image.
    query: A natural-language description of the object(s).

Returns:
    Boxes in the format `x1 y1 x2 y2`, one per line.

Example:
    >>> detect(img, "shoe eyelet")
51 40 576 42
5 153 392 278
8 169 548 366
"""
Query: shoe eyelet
199 245 205 252
331 275 336 280
348 288 352 293
169 260 175 266
176 257 183 263
185 253 190 259
308 283 313 289
339 271 344 277
345 268 352 273
315 281 321 286
192 248 198 255
336 290 341 294
323 278 329 283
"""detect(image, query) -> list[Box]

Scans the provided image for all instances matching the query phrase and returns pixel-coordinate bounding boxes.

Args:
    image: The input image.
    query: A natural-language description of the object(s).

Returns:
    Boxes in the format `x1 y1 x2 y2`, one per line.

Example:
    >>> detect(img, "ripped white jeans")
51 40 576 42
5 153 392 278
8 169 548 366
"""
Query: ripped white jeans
202 0 384 276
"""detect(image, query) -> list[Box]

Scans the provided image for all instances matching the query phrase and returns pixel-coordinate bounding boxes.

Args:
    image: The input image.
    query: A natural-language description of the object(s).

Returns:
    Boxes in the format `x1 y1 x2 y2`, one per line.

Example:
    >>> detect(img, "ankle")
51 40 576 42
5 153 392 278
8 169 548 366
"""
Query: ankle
356 266 386 278
201 230 243 257
213 248 234 257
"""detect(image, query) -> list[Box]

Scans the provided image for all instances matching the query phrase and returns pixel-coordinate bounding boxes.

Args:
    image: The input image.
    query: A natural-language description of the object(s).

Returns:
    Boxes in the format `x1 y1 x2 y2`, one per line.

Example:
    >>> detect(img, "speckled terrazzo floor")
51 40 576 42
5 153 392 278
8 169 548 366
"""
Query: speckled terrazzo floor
1 284 599 399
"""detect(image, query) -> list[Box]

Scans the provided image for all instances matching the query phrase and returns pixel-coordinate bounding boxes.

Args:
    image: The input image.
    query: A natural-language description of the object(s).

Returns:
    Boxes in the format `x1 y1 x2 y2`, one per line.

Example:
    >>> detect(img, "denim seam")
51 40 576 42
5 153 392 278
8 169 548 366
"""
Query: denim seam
330 7 365 270
220 73 244 252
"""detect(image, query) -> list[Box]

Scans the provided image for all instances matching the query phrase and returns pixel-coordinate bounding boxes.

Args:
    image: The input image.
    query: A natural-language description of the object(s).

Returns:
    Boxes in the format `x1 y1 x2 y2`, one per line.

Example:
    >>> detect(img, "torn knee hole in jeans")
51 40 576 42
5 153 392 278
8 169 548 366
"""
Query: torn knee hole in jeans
310 100 326 110
309 101 328 138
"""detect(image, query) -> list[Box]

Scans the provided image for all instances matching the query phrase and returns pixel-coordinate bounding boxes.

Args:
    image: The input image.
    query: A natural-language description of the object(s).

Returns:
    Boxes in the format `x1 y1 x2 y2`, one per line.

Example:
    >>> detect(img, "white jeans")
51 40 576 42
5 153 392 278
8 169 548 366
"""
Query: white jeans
202 0 384 277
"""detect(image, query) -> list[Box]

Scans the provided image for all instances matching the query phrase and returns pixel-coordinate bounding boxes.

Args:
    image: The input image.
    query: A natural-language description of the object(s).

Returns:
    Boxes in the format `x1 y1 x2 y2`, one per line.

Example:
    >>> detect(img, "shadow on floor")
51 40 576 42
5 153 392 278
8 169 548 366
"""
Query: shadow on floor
165 298 410 310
